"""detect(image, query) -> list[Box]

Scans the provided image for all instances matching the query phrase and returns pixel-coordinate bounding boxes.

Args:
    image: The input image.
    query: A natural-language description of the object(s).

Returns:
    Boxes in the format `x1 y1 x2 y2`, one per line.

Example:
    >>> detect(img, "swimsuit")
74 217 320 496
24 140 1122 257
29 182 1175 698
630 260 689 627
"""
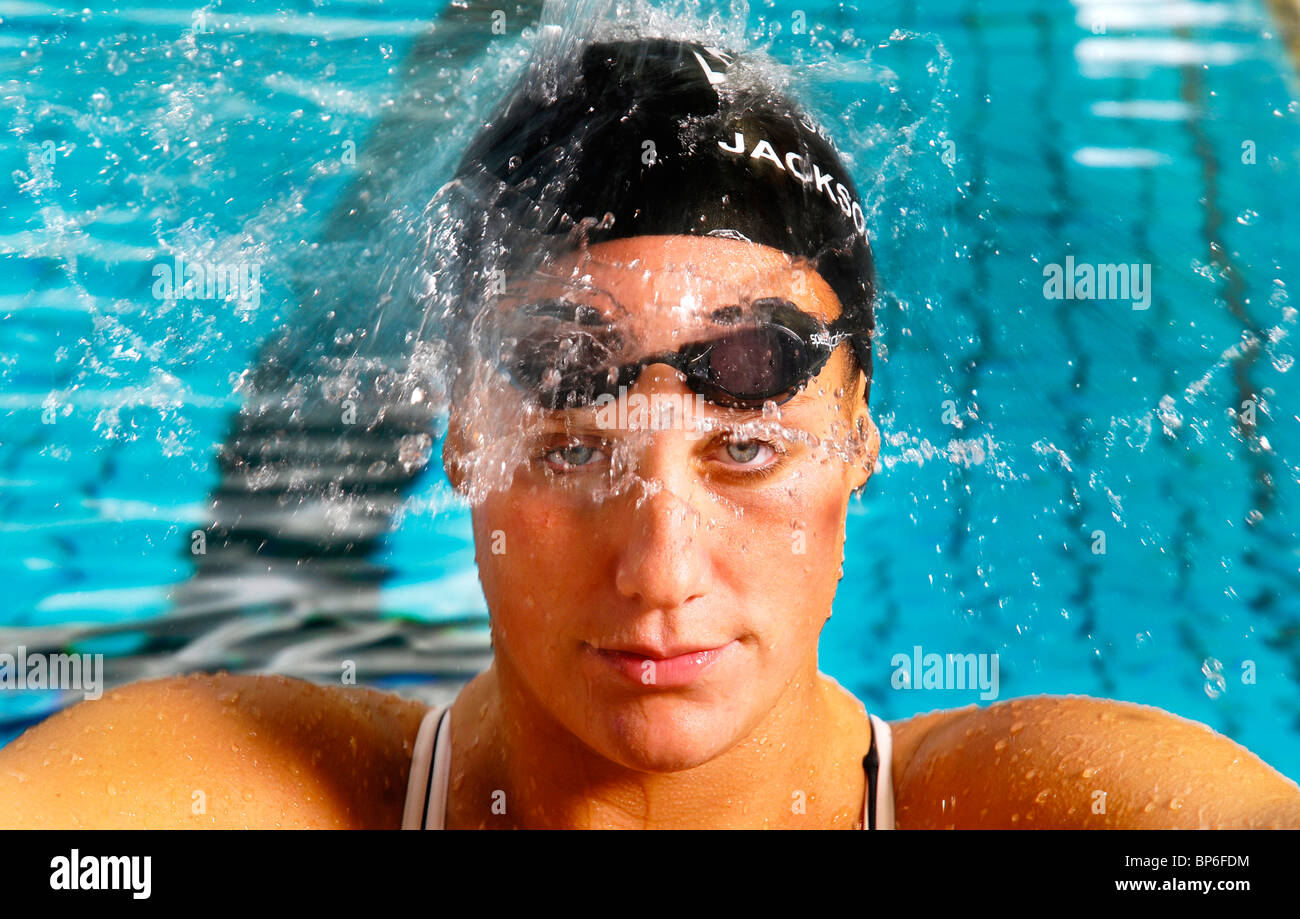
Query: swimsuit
401 703 895 829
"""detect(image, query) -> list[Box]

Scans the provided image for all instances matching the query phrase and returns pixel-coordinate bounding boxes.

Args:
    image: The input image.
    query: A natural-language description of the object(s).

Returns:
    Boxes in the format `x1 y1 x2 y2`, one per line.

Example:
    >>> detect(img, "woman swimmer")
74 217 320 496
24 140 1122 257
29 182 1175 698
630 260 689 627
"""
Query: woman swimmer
2 37 1298 830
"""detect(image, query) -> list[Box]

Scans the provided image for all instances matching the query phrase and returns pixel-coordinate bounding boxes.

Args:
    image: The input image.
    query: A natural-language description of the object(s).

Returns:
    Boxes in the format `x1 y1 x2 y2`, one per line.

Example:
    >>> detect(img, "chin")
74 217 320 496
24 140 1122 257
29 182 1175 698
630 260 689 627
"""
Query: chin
585 694 750 773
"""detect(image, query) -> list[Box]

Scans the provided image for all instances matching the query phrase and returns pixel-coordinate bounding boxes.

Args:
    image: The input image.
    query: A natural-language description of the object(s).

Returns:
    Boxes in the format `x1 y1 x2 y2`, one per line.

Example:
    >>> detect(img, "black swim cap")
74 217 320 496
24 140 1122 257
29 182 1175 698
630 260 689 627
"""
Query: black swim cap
452 36 875 401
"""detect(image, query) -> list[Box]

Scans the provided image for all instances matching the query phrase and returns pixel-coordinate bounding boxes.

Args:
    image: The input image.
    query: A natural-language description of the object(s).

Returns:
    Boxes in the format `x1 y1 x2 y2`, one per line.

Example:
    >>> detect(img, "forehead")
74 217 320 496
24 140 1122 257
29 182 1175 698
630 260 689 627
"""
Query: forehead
503 234 843 326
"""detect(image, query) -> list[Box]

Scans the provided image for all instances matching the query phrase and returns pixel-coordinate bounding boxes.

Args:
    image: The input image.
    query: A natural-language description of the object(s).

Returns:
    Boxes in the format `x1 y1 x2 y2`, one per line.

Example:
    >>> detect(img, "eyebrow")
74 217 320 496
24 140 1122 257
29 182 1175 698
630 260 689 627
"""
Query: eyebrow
522 300 608 324
497 296 607 324
529 386 823 430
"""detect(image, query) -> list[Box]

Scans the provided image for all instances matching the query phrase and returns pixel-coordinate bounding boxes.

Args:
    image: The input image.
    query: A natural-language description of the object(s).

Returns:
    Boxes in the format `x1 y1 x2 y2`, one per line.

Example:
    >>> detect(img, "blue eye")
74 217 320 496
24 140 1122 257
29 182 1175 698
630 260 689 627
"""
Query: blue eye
717 437 780 472
544 442 604 470
725 439 763 463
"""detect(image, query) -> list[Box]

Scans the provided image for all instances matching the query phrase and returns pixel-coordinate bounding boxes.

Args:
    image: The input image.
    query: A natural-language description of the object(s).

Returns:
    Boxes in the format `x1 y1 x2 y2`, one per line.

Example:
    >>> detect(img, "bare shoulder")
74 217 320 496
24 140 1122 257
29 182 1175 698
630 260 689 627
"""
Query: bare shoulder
888 694 1300 828
0 672 430 829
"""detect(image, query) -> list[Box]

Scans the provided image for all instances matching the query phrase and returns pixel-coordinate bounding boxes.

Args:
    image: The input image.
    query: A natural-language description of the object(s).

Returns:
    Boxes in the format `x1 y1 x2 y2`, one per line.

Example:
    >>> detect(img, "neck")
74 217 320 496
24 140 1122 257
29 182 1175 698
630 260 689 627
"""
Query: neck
445 660 870 829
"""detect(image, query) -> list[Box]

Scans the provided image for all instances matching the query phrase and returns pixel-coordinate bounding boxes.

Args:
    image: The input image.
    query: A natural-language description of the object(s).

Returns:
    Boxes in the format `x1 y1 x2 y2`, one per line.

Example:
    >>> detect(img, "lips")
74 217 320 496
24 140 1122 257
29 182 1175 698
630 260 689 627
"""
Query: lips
588 640 737 688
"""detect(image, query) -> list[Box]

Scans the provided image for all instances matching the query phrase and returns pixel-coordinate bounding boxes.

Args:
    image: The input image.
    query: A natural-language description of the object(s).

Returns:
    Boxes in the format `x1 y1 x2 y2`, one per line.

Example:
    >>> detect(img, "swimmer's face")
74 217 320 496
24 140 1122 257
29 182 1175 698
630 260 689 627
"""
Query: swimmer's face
445 234 879 772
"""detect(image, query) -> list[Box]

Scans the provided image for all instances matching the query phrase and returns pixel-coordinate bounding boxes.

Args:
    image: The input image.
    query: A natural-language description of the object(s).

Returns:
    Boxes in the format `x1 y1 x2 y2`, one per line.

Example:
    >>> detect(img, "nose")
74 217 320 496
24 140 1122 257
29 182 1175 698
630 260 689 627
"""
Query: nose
611 371 713 613
613 478 713 612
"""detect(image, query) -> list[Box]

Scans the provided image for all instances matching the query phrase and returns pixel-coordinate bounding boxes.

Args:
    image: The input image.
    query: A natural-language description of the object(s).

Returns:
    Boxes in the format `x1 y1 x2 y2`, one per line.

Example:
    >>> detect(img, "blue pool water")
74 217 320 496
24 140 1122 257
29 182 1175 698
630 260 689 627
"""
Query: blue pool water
3 0 1300 782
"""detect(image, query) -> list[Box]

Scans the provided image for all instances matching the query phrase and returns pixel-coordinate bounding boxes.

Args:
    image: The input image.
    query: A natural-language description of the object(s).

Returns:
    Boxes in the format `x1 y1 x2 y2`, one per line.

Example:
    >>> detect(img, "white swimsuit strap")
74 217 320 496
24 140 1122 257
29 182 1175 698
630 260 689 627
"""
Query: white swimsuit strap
401 704 451 830
867 713 896 830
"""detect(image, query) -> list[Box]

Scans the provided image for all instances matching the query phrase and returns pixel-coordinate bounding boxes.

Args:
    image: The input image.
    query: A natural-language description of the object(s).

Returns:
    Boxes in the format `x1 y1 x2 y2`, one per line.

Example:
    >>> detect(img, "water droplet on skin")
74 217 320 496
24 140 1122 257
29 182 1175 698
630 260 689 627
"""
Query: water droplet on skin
1009 721 1026 735
993 739 1008 753
107 783 117 796
1169 797 1184 811
1035 789 1050 805
1081 767 1098 778
1142 801 1156 814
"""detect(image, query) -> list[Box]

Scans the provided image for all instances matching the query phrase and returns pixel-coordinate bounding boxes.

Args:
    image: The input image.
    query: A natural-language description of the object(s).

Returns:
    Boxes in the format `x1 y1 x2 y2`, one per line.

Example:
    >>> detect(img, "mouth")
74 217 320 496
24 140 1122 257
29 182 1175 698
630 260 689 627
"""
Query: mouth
585 640 738 688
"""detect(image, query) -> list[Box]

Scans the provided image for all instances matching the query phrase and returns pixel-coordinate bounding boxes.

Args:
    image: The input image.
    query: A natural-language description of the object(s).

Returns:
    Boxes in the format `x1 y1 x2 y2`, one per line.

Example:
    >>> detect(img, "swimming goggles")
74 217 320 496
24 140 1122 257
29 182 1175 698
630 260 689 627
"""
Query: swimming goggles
487 297 854 410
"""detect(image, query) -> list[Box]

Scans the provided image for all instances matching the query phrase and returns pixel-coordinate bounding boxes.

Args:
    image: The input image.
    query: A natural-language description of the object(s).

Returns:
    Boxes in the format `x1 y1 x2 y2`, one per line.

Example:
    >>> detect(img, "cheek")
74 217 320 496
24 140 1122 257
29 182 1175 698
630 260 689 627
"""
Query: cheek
471 488 606 650
723 469 849 606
